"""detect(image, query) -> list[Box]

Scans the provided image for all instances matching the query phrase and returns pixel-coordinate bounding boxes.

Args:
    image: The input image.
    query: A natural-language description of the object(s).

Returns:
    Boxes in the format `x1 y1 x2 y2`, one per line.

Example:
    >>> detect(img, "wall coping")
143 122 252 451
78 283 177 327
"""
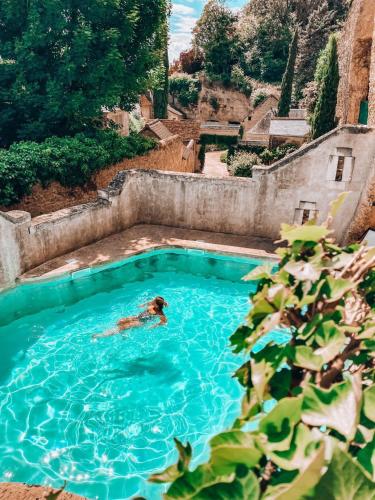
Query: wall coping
253 125 373 174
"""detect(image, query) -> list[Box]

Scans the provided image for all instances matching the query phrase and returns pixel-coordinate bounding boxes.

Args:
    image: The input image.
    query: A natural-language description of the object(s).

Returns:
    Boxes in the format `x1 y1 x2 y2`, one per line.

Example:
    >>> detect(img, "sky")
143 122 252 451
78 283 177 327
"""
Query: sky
170 0 246 61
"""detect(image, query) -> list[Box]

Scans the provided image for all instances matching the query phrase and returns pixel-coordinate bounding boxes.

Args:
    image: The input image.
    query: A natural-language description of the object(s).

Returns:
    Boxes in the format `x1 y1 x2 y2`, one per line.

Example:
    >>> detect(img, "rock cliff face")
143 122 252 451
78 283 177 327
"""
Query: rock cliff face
336 0 375 125
172 80 252 122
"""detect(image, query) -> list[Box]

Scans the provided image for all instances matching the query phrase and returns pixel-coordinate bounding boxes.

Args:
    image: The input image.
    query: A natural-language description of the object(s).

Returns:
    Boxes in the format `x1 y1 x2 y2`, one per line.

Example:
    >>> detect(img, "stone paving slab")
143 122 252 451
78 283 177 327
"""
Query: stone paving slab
21 224 277 281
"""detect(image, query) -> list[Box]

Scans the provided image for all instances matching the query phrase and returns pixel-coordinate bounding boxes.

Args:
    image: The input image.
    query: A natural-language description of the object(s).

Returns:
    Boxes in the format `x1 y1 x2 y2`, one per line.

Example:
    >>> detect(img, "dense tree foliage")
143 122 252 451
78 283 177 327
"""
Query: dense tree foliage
293 0 348 103
152 1 171 119
193 0 239 85
170 49 204 76
311 34 340 139
0 0 168 145
278 31 298 117
238 0 293 83
182 0 348 95
150 197 375 498
169 74 201 108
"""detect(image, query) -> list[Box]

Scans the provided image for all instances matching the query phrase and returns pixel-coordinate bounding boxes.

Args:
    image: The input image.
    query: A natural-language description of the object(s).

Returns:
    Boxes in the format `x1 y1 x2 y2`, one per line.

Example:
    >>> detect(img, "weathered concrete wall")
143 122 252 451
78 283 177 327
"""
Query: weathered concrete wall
1 126 374 289
252 126 375 242
0 212 27 287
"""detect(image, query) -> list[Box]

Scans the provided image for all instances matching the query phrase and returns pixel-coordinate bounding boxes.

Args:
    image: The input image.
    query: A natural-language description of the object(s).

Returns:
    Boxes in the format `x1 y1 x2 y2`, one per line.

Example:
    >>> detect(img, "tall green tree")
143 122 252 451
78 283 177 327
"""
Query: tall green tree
278 30 298 117
0 0 167 145
237 0 293 83
311 34 340 139
193 0 239 85
293 0 346 103
153 1 170 119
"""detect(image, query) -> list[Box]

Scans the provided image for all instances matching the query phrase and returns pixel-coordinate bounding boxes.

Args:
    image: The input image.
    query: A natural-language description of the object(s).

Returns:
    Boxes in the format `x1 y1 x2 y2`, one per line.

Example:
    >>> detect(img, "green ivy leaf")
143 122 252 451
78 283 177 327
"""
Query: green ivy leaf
243 264 274 282
314 320 346 363
165 464 235 499
230 326 252 354
302 378 362 440
188 471 260 500
357 437 375 480
329 192 349 218
284 261 321 281
313 447 375 499
251 359 276 402
259 397 302 452
364 386 375 423
210 430 262 473
150 439 192 483
268 424 318 471
264 442 325 499
293 346 325 371
324 276 356 303
280 224 331 244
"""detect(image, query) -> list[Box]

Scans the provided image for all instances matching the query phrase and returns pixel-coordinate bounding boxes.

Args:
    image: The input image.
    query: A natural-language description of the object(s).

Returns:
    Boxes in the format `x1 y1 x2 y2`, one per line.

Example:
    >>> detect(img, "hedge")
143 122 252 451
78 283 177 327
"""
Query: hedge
200 134 238 148
0 131 156 206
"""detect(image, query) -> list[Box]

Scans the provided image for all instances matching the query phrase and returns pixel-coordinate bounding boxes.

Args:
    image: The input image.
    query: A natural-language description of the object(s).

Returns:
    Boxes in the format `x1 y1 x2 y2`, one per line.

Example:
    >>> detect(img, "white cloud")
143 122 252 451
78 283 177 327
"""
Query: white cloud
172 4 195 16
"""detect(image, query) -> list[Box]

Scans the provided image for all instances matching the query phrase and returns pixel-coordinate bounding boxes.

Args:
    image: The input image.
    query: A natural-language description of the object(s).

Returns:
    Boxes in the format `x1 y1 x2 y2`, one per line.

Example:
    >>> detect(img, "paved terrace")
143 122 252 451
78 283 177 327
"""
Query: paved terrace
21 224 277 282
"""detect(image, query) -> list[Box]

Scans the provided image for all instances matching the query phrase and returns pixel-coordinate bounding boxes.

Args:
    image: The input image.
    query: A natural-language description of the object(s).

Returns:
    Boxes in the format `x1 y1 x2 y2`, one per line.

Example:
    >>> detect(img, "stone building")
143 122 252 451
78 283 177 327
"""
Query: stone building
269 117 310 148
140 119 202 172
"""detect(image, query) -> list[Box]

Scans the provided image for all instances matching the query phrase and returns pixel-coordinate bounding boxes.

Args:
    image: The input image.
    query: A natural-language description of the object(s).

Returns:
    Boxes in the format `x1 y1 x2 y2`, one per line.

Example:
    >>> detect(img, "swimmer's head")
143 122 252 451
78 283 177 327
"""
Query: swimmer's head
154 296 168 310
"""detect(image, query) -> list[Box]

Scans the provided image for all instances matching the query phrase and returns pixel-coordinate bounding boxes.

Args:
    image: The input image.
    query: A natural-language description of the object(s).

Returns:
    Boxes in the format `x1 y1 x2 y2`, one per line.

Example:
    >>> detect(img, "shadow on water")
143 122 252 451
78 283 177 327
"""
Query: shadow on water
0 323 46 385
99 353 181 386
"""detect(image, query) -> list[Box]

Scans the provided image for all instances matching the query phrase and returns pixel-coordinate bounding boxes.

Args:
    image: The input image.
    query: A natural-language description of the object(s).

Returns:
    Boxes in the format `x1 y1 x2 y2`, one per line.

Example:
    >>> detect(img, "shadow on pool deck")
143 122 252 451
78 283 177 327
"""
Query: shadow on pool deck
21 224 277 282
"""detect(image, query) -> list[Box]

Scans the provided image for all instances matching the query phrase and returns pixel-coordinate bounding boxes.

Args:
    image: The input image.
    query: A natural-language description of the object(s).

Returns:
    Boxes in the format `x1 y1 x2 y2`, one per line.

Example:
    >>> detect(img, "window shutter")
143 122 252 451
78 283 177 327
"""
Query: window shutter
342 157 355 182
326 155 338 181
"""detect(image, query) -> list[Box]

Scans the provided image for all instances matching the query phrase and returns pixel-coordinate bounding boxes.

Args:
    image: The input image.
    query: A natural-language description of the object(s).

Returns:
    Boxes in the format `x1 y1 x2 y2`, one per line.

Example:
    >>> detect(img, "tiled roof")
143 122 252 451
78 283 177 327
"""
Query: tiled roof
269 118 310 137
160 119 201 142
141 119 174 140
140 94 152 107
168 105 184 117
248 110 275 135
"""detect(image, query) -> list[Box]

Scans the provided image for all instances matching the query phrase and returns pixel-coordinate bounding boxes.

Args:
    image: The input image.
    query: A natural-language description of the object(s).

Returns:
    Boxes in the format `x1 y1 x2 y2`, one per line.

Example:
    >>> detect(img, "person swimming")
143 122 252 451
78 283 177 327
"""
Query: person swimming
93 297 168 339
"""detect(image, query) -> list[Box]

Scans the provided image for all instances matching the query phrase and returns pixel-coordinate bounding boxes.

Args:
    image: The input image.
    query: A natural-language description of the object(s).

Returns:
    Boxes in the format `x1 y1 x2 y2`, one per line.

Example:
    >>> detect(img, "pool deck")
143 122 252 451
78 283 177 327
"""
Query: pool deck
20 224 278 282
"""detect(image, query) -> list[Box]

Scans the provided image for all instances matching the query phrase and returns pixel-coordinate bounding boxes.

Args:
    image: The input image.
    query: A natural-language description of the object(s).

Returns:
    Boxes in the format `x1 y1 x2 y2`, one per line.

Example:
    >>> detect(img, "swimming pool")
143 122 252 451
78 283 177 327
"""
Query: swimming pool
0 249 285 499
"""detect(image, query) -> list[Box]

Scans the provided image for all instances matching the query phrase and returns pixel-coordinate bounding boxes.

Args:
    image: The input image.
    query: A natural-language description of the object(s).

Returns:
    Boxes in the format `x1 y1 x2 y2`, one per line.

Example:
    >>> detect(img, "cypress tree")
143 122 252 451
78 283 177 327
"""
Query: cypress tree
278 30 299 117
153 2 170 119
153 45 169 119
311 34 339 139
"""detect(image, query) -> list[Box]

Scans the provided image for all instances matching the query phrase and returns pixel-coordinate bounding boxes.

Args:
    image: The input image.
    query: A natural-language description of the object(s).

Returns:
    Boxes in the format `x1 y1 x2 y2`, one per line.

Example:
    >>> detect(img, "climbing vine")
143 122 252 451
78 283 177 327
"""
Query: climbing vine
150 195 375 498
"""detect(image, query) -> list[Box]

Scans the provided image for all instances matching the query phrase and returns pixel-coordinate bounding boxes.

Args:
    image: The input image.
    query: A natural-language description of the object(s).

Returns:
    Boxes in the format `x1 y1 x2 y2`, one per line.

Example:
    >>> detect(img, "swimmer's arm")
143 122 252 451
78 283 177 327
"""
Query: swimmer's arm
149 316 167 329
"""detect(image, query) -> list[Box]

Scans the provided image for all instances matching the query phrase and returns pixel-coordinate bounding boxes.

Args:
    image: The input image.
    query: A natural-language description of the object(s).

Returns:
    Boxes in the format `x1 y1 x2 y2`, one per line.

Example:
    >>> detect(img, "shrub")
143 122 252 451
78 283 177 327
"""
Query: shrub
228 151 260 177
200 135 238 148
0 131 156 205
252 90 268 108
198 144 206 169
151 197 375 497
209 96 220 112
169 74 201 108
231 64 253 97
259 143 297 165
220 151 228 163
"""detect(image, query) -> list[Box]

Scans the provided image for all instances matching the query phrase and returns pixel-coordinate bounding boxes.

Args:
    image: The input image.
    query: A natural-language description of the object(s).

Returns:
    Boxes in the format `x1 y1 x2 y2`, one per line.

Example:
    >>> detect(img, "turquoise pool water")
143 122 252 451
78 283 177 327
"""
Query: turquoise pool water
0 250 286 500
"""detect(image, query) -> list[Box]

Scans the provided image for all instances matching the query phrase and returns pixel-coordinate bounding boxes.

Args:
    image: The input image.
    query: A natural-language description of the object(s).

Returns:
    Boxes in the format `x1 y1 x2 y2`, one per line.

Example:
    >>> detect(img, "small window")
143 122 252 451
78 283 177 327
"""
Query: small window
335 156 345 181
302 209 310 224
